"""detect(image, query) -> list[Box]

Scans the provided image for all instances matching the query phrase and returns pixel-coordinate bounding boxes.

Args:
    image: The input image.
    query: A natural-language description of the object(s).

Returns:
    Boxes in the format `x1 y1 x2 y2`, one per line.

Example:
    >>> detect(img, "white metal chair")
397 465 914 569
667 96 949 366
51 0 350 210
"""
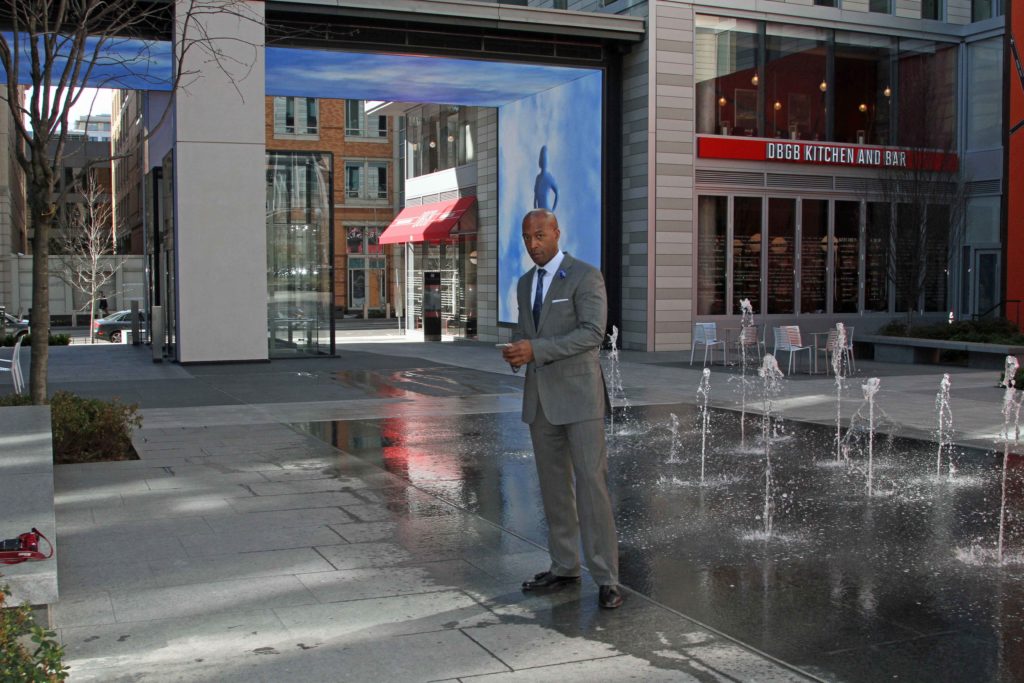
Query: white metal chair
0 335 25 395
842 325 856 372
690 322 727 366
734 324 765 365
773 325 812 375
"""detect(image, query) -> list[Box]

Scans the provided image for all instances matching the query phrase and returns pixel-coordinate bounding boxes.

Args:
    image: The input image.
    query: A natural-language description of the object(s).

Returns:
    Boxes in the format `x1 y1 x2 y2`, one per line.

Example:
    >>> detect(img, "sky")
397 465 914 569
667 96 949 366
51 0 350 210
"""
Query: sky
23 87 113 133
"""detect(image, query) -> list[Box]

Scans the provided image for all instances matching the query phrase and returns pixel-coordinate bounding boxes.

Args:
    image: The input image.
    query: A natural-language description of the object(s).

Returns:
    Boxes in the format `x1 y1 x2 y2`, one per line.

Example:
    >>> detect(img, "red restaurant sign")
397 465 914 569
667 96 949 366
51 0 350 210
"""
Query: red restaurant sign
697 136 958 172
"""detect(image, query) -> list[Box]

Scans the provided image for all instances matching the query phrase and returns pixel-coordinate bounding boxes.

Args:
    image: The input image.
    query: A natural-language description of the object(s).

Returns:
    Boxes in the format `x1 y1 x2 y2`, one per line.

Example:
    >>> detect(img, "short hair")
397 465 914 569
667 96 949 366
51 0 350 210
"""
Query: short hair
522 208 558 228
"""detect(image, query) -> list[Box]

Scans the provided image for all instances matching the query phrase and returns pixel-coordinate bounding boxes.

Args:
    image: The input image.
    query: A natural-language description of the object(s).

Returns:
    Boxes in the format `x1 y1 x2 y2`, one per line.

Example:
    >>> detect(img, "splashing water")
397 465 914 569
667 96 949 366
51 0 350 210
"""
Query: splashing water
758 354 784 536
862 378 881 496
833 323 848 461
697 367 712 485
666 413 681 464
737 298 755 448
998 356 1022 564
935 373 954 478
604 325 631 434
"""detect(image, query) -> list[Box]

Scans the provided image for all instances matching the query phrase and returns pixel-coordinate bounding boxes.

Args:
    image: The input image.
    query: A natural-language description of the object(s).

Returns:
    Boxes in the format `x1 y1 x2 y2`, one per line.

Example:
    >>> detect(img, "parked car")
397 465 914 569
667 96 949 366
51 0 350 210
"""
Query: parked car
2 312 29 340
93 310 147 343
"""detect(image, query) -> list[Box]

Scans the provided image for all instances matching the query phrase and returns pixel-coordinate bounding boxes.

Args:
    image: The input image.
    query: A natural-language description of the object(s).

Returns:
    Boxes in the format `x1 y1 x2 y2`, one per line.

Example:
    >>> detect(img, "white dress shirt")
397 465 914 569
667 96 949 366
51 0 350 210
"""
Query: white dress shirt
531 250 565 311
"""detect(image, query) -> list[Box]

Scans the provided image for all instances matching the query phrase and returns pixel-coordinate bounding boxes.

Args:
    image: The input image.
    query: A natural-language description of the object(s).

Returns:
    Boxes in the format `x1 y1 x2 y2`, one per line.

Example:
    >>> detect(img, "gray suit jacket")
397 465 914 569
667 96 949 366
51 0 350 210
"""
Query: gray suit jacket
513 253 610 426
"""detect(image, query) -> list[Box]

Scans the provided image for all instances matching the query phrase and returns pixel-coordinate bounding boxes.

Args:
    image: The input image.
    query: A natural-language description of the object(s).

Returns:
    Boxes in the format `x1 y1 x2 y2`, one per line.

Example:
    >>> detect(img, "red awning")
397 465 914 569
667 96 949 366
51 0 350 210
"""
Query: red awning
378 197 476 245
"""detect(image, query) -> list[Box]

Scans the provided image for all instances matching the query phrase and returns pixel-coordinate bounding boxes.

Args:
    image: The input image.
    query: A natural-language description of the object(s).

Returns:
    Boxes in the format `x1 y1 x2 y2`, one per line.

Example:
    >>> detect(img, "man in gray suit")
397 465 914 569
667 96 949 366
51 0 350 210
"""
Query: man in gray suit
502 209 622 610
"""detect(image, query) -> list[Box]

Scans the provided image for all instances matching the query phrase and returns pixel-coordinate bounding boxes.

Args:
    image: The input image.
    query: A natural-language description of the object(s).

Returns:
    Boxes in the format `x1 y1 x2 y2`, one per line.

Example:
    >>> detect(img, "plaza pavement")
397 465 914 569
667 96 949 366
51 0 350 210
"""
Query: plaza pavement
6 337 1014 682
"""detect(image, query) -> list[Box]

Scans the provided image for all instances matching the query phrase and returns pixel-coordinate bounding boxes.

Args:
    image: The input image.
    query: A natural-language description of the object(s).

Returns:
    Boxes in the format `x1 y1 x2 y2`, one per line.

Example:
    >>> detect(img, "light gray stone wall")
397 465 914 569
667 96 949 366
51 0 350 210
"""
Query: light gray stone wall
619 4 653 350
475 109 501 341
649 0 695 352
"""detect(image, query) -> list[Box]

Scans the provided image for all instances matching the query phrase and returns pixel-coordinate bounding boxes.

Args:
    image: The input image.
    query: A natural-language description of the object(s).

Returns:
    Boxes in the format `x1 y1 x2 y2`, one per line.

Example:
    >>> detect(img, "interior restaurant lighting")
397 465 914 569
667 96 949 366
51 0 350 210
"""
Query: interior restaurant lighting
858 103 868 113
883 86 892 98
819 80 828 92
751 73 759 86
774 101 782 111
718 96 728 107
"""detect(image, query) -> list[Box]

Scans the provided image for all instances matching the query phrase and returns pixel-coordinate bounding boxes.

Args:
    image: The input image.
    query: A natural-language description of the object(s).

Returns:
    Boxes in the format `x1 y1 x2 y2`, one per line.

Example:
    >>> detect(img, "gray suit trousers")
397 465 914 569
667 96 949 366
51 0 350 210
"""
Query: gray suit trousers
529 403 619 586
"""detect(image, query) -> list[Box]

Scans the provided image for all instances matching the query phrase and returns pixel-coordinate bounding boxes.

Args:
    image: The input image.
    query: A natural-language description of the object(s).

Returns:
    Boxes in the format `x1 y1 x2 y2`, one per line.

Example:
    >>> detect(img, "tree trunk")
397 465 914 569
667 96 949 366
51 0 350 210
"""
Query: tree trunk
27 157 53 404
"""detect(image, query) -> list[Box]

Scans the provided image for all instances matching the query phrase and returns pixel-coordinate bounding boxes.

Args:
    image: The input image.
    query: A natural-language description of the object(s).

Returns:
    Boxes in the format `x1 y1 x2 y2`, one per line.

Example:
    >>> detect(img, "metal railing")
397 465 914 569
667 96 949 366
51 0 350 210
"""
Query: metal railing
973 300 1023 326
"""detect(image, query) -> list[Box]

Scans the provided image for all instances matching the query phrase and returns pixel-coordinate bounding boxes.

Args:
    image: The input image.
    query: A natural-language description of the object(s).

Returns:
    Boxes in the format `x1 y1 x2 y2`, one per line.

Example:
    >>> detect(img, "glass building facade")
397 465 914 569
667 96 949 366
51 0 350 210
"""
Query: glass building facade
694 13 971 323
266 151 334 357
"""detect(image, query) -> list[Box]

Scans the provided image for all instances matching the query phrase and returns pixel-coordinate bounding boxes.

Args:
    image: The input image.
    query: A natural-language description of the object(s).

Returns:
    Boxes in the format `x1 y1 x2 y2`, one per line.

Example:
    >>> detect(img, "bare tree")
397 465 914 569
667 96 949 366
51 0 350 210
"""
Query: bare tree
866 48 967 327
54 174 121 341
0 0 260 403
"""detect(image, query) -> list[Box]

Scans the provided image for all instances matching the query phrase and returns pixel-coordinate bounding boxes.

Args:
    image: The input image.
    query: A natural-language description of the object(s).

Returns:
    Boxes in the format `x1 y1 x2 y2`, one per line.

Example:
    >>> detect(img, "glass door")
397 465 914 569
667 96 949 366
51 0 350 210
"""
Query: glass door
266 151 334 357
974 250 1001 319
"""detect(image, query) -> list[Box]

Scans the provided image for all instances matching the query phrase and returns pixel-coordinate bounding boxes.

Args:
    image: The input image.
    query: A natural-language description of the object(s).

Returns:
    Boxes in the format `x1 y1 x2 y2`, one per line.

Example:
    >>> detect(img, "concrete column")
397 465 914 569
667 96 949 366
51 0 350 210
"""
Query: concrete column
173 0 266 362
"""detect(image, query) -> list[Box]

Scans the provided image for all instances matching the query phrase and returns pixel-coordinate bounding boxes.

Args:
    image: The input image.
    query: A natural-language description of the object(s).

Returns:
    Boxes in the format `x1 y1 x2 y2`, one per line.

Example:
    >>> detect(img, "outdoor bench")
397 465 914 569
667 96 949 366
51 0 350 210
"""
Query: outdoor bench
859 334 1024 369
0 406 58 620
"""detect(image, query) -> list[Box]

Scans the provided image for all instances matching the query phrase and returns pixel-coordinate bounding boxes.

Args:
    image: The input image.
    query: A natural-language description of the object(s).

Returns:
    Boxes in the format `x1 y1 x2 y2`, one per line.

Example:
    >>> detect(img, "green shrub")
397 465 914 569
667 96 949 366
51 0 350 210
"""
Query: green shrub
0 582 68 681
0 392 141 463
48 391 141 464
1 334 71 347
878 318 1024 345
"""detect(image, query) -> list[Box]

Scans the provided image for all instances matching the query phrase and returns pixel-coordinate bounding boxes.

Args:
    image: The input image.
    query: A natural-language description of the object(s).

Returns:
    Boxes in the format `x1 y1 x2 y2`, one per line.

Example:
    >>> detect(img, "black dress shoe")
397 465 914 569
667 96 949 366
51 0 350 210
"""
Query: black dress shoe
598 584 623 609
521 571 581 591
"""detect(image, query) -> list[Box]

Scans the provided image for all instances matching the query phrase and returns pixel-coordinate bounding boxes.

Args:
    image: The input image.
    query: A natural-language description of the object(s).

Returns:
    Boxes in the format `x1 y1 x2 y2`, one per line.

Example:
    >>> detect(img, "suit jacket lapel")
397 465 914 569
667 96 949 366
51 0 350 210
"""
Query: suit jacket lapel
537 253 574 332
520 266 538 336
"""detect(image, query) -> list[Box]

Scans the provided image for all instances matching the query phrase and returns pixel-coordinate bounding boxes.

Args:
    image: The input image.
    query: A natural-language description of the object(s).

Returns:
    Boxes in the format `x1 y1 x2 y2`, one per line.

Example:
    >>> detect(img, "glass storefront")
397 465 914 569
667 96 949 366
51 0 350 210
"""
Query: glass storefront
266 151 334 357
695 15 957 148
406 235 478 339
697 195 950 318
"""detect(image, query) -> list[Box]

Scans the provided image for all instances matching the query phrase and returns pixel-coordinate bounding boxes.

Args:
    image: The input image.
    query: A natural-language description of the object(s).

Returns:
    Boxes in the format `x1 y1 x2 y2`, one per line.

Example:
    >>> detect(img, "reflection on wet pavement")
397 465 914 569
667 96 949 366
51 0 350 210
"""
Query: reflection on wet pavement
301 403 1024 683
331 367 523 398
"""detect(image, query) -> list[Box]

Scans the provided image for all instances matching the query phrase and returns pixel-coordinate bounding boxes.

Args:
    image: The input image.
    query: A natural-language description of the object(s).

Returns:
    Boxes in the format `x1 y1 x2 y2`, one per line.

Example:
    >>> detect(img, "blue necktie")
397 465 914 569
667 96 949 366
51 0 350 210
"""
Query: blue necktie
532 268 546 330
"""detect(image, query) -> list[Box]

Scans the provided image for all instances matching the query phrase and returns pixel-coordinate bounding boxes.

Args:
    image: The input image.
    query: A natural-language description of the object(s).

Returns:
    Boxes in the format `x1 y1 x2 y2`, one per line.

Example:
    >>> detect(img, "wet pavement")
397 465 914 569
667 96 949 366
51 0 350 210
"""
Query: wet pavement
15 341 1024 681
299 403 1024 683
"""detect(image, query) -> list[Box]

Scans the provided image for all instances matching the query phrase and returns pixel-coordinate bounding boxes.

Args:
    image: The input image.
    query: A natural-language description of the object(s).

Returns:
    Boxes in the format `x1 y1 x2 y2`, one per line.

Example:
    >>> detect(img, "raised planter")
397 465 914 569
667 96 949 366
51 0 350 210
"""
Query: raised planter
860 334 1024 369
0 406 57 613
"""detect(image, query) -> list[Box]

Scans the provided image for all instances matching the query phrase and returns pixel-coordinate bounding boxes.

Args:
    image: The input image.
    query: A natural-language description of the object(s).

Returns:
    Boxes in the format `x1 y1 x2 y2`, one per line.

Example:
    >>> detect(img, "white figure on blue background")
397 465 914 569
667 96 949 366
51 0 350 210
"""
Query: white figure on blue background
533 145 559 211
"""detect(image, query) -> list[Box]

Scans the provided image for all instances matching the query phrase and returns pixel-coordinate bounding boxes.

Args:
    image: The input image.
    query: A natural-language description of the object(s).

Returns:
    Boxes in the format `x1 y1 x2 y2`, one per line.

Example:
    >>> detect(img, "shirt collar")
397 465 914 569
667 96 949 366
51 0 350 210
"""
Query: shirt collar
537 250 565 276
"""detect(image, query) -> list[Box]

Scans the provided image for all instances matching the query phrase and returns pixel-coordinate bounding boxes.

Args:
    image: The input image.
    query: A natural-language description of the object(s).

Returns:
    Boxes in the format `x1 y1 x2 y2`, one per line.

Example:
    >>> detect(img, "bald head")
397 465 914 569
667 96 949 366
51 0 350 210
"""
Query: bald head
522 209 561 267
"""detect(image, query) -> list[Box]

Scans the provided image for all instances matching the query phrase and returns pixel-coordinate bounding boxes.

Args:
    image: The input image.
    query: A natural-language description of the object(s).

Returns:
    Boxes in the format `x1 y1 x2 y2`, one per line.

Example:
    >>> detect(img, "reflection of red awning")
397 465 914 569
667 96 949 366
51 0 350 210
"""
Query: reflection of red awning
378 197 476 245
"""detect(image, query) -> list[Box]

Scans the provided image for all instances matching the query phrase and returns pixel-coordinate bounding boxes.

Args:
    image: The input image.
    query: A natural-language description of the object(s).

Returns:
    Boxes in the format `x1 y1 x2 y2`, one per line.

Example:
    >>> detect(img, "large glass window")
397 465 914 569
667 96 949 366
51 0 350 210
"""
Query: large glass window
696 15 958 148
273 97 318 136
765 25 828 141
967 38 1003 150
697 196 728 315
801 200 828 314
695 16 761 136
266 151 333 357
733 197 763 313
865 202 890 312
405 105 479 178
972 0 1003 21
767 199 796 313
345 100 387 138
897 40 957 149
834 201 860 314
924 205 950 312
870 0 892 12
834 32 894 145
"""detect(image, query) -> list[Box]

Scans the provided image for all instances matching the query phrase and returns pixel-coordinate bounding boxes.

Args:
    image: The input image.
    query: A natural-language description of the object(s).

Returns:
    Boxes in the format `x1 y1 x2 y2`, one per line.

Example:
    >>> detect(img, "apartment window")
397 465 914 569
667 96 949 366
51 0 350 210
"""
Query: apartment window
273 97 318 135
869 0 891 12
345 161 388 201
922 0 942 19
814 0 838 5
972 0 1003 21
553 0 567 8
345 100 387 138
